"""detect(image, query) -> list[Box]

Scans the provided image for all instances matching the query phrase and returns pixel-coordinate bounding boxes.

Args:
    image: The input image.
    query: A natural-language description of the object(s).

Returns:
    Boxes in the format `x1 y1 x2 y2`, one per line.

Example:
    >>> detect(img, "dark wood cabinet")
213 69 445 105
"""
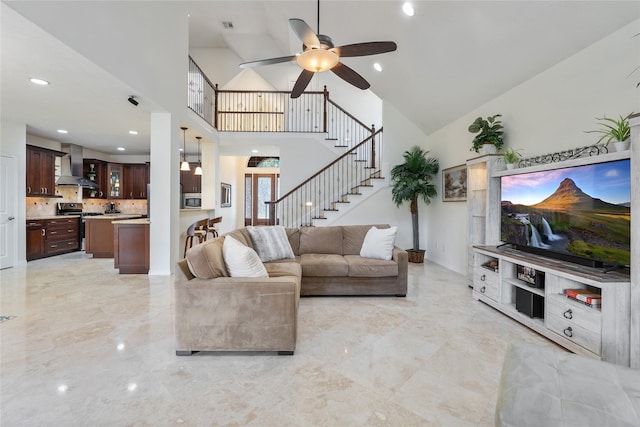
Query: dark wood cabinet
26 220 46 260
26 217 79 260
107 163 123 199
83 159 108 199
123 163 149 199
26 145 64 197
180 163 201 193
114 221 149 273
45 217 80 255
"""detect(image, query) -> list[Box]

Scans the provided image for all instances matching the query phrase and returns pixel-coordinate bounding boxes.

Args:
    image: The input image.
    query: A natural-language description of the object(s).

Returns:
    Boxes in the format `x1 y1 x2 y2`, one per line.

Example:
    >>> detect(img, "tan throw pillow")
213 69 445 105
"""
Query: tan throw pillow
222 236 268 278
247 226 295 262
185 236 229 279
360 226 397 260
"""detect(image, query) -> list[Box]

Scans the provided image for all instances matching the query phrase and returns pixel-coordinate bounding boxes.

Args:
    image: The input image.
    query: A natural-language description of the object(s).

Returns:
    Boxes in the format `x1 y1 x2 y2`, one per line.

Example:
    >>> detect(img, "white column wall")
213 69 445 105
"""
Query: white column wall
149 114 179 275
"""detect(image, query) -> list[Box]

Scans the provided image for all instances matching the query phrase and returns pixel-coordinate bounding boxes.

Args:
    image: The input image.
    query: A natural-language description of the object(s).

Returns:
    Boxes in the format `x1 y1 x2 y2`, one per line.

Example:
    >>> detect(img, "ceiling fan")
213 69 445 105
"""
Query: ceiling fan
239 0 397 98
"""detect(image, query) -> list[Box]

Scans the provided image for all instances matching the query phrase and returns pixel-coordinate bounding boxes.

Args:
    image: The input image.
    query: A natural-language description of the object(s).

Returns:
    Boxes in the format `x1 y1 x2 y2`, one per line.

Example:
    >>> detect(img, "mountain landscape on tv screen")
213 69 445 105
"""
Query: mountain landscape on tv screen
502 175 631 266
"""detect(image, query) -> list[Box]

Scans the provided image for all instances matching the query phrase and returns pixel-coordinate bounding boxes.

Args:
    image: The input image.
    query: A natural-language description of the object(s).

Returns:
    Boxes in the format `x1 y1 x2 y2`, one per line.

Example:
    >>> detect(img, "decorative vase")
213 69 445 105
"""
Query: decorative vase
611 139 630 152
506 163 516 170
407 249 426 263
479 144 497 155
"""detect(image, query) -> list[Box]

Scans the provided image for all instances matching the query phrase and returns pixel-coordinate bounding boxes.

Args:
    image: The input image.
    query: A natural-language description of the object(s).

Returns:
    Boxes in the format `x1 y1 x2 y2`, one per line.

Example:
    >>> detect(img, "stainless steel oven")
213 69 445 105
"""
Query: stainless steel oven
183 193 202 209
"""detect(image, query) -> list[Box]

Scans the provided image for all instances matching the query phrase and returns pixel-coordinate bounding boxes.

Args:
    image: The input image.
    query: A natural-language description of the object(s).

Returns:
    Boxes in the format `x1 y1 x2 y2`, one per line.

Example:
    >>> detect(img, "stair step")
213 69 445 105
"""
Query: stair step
370 176 385 179
364 166 376 169
325 138 338 141
344 192 362 196
311 217 327 220
334 145 348 148
355 159 367 162
323 209 339 212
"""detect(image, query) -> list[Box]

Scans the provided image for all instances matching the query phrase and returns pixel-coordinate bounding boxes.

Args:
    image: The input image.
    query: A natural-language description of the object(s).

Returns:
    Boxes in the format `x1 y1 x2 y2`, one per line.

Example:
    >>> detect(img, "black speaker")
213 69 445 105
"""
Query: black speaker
515 287 544 318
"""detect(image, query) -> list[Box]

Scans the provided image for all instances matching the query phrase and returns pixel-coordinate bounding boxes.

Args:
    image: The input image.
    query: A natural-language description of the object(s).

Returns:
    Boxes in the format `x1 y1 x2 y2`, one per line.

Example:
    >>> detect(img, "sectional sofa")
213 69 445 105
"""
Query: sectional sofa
174 224 408 355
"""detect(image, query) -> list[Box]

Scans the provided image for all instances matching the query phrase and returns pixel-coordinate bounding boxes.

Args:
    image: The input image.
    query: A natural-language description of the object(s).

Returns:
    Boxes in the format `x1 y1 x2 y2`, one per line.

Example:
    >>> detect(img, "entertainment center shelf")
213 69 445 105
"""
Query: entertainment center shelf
473 245 630 366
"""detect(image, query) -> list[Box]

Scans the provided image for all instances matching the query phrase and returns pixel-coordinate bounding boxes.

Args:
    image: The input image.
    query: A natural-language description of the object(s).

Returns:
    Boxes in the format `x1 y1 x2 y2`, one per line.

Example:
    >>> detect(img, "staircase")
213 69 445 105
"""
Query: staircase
187 56 386 226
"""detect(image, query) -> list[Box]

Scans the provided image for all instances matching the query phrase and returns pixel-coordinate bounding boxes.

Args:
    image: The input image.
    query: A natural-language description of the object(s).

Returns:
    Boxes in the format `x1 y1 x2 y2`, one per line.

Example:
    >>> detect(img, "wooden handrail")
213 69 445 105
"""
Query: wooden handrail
266 128 383 205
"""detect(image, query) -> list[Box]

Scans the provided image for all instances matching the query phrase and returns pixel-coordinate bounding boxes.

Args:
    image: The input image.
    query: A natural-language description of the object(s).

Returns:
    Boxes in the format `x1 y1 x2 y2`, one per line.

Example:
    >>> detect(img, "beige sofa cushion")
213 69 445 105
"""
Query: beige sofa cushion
264 261 302 278
225 228 253 248
185 236 229 279
344 255 399 277
285 228 300 255
300 253 348 277
342 224 390 255
299 226 343 254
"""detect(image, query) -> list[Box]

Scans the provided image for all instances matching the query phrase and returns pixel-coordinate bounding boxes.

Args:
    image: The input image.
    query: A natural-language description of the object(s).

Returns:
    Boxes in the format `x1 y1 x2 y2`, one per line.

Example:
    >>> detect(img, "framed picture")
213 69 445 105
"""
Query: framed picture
442 164 467 202
221 182 231 207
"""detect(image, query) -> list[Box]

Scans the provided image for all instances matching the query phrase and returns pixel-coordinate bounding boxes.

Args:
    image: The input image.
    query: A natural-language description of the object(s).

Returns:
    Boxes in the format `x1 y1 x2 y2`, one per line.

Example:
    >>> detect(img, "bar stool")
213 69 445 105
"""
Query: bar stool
183 218 209 257
207 216 222 240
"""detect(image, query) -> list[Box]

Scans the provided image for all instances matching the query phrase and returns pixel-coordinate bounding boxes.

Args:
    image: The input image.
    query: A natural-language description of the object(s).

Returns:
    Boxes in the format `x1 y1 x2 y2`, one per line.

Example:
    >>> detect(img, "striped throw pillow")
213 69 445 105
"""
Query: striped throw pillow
247 226 295 262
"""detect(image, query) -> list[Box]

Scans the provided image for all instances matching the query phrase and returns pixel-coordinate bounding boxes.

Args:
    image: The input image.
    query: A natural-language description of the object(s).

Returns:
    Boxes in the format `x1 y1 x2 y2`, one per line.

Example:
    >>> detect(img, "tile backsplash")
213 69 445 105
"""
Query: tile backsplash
27 186 148 217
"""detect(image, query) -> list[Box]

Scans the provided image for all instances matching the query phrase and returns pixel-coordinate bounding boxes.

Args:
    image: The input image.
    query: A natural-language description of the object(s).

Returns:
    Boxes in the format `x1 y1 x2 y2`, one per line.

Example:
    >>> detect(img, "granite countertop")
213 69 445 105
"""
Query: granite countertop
112 218 150 225
84 214 143 221
26 215 81 220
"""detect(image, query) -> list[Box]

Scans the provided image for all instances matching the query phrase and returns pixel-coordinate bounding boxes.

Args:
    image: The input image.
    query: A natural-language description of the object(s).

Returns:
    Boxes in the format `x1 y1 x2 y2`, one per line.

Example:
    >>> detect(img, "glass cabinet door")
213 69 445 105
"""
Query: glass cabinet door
108 163 122 198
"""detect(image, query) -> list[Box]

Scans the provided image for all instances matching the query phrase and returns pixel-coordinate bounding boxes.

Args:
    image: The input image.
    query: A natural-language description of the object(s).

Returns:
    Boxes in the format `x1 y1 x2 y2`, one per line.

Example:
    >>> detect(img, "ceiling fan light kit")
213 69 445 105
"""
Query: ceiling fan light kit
239 0 397 98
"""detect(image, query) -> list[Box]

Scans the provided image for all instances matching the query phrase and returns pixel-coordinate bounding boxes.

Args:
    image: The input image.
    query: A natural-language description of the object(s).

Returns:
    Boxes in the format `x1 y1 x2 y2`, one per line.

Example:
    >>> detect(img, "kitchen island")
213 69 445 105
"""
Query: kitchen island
84 214 143 258
113 218 150 274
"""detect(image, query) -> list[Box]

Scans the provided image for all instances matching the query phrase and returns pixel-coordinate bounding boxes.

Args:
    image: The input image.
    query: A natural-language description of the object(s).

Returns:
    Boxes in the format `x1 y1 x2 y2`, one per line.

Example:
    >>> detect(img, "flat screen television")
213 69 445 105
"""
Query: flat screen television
500 158 631 268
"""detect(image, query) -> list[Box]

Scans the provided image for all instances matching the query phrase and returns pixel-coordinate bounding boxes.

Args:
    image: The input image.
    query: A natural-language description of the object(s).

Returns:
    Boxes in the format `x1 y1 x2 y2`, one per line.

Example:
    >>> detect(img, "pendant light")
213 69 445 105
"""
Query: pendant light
194 136 203 176
180 127 190 171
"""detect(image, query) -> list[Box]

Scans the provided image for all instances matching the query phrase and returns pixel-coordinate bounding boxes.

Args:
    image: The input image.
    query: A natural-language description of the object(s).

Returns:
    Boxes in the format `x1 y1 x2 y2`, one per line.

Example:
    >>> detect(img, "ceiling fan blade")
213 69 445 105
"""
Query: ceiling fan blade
239 55 297 68
289 18 321 48
330 62 370 90
334 41 397 58
291 69 315 99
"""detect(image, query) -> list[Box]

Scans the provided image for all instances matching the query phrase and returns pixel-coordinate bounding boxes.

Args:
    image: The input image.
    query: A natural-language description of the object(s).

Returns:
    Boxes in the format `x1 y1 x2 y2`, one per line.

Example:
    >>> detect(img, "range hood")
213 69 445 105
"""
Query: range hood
56 144 99 188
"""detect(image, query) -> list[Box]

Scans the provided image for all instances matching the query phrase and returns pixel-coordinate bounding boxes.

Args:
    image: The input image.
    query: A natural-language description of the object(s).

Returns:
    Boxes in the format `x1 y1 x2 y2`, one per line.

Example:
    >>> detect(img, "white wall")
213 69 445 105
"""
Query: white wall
218 156 244 233
189 48 245 89
0 119 27 265
424 19 640 275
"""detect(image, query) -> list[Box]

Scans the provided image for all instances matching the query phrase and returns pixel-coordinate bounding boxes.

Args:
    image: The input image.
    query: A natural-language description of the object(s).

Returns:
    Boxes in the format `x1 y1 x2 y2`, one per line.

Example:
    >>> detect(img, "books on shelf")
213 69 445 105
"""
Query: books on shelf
565 289 601 308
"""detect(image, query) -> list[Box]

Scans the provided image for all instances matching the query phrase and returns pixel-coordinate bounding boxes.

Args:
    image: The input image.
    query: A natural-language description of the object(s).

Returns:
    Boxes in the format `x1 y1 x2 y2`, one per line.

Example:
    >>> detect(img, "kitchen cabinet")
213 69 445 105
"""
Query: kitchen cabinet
26 220 46 260
26 217 80 260
26 145 65 197
107 163 123 199
45 217 80 256
180 163 201 193
83 159 108 199
114 219 150 273
123 163 149 199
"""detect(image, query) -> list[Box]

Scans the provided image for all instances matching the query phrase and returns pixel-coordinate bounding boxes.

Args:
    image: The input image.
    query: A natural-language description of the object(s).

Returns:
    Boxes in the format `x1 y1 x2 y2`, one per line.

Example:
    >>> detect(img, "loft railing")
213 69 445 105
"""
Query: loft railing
266 128 383 228
187 56 373 150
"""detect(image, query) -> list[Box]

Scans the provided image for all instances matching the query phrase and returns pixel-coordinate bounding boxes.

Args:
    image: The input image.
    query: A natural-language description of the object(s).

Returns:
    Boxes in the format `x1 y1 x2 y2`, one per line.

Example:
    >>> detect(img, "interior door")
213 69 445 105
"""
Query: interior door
0 155 16 269
245 173 279 226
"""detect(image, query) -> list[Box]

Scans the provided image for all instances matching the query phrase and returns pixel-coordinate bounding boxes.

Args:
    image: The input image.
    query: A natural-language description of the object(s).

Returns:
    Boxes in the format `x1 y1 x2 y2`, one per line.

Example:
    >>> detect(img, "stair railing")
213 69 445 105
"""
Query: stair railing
187 57 373 149
266 127 383 227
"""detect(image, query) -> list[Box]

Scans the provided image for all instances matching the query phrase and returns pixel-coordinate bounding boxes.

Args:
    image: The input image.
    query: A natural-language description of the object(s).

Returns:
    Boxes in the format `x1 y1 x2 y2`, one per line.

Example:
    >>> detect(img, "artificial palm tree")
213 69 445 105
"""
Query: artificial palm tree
391 146 439 262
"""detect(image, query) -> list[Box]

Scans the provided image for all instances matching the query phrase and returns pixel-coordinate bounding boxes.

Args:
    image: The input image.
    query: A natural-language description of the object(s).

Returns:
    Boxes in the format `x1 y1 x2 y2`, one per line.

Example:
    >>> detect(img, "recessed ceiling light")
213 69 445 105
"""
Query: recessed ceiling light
57 129 68 134
373 63 383 72
117 147 125 151
402 2 414 16
252 149 259 153
129 130 138 135
29 78 50 85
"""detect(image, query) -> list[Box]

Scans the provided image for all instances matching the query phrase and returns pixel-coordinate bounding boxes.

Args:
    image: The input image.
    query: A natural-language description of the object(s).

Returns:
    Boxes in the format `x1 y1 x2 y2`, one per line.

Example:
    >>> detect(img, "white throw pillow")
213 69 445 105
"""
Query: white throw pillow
247 226 295 262
360 226 397 261
222 235 269 278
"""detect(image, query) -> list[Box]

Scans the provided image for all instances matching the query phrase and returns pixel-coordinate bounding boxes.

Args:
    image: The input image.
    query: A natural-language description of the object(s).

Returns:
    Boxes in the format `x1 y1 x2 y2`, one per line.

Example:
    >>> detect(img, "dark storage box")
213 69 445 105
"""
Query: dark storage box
515 287 544 318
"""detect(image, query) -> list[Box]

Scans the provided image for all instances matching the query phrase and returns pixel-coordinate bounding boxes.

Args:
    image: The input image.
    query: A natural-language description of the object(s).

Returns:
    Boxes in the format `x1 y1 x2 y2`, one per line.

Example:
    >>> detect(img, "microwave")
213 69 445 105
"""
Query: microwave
183 193 202 209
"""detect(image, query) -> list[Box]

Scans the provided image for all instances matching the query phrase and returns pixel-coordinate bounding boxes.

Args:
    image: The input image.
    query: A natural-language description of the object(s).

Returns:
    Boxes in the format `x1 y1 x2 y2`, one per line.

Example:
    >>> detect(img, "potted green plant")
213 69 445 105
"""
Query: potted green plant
468 114 505 154
502 147 523 170
585 114 631 152
391 146 439 263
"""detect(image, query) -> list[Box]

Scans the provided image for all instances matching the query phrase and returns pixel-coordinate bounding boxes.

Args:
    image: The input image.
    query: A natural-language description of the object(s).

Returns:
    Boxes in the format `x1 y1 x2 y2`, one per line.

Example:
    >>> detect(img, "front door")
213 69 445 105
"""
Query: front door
245 173 279 226
0 155 16 269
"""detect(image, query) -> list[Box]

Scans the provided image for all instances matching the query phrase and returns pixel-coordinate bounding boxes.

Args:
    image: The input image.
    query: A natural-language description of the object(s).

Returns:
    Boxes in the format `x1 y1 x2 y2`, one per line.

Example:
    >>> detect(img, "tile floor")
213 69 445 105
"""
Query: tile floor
1 252 559 426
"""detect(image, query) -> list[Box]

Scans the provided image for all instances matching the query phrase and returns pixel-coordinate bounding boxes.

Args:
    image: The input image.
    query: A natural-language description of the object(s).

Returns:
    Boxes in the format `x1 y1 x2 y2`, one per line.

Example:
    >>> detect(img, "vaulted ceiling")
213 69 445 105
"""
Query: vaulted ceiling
2 1 639 156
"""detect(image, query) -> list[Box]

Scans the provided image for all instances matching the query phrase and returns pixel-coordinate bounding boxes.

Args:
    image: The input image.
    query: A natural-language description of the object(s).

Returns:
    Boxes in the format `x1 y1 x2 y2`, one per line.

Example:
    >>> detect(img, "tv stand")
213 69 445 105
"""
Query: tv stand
472 245 631 366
